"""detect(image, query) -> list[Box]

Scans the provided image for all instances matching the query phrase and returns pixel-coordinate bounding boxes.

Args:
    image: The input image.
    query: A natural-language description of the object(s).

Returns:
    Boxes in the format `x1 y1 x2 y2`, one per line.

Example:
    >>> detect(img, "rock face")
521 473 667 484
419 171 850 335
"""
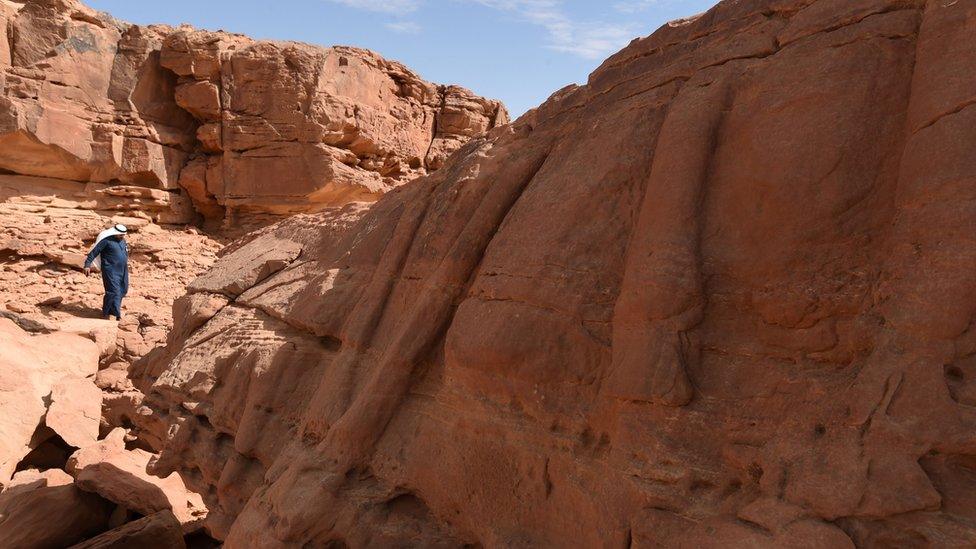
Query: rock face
0 0 506 229
137 0 976 546
0 0 197 222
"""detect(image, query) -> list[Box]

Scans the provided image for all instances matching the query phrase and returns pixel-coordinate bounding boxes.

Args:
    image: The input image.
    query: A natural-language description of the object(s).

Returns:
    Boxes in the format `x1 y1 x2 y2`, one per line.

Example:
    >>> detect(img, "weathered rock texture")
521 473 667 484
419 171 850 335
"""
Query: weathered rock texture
0 319 211 546
1 0 504 546
69 510 186 549
0 0 506 229
136 0 976 546
1 0 500 369
67 428 208 532
0 317 99 483
163 32 508 224
0 0 197 223
0 467 114 548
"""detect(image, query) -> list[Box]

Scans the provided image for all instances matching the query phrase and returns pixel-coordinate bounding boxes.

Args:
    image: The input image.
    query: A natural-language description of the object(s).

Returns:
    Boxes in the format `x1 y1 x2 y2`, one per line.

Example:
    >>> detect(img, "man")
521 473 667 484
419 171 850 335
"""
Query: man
84 224 129 321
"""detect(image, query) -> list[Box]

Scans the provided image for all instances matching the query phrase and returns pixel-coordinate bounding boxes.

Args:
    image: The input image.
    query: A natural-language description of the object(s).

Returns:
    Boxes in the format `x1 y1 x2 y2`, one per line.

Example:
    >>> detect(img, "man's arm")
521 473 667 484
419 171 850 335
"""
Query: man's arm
83 239 108 275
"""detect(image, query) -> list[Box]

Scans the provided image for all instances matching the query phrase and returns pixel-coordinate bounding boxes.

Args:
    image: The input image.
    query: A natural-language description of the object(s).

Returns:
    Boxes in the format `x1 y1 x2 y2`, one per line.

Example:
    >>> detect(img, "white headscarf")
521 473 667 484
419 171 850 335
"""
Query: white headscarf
89 224 128 269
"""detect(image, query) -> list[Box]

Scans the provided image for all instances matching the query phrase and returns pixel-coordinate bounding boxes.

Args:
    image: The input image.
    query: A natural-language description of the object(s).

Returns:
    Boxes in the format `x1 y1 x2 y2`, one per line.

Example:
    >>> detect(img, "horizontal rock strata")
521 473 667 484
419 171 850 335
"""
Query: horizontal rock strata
0 0 506 229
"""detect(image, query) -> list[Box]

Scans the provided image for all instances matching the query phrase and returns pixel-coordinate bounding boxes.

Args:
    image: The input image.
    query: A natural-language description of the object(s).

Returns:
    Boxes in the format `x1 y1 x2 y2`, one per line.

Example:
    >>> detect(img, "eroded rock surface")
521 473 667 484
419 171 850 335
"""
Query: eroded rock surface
0 318 209 547
0 0 505 230
138 0 976 546
162 31 507 224
1 0 507 546
67 428 208 532
0 0 505 372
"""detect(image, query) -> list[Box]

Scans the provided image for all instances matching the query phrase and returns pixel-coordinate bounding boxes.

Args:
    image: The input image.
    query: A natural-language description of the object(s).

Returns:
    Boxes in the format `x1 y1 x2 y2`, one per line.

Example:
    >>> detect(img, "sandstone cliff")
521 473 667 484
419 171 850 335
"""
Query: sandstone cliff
137 0 976 546
0 0 506 227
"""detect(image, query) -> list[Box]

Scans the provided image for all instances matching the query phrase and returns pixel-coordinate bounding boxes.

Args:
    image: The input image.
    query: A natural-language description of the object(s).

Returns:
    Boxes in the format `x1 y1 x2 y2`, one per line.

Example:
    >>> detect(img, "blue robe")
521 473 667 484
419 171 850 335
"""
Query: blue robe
84 238 129 318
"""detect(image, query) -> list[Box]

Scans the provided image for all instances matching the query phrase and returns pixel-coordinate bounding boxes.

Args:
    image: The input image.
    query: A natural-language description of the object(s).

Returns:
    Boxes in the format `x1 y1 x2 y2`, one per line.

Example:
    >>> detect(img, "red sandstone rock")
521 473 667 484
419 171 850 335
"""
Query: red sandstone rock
56 318 119 360
0 466 114 548
46 375 103 448
0 0 504 376
0 317 99 484
160 32 506 222
0 179 225 368
187 237 302 298
69 510 186 549
135 0 976 546
0 1 505 546
67 428 208 533
6 467 74 490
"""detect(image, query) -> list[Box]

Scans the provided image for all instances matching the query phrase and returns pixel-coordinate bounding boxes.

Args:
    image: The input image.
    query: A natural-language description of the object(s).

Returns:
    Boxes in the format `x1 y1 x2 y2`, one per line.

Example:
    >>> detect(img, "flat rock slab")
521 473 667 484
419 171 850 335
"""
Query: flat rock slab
57 317 120 359
189 237 302 297
0 318 99 484
46 376 103 448
4 468 75 495
68 510 186 549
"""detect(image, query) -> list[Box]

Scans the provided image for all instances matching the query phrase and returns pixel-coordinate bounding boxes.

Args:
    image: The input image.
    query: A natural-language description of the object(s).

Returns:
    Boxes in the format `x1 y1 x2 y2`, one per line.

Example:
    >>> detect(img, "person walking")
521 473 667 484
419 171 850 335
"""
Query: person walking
83 224 129 321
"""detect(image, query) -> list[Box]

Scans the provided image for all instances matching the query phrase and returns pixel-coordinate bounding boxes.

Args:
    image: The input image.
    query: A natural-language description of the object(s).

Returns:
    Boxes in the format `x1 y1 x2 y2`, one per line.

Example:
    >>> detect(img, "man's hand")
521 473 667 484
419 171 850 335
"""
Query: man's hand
84 267 91 276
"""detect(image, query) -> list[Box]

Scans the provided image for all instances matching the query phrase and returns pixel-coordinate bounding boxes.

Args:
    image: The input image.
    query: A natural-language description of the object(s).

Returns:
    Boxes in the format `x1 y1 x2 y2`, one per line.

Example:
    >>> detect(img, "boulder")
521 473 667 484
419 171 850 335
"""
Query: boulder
0 318 99 484
46 376 103 448
67 428 208 532
0 467 113 548
68 510 186 549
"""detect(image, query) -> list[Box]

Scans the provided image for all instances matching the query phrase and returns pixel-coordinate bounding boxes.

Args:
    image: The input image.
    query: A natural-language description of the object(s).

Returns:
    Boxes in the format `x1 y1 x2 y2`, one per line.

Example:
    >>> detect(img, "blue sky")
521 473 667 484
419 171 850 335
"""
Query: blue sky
86 0 717 117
